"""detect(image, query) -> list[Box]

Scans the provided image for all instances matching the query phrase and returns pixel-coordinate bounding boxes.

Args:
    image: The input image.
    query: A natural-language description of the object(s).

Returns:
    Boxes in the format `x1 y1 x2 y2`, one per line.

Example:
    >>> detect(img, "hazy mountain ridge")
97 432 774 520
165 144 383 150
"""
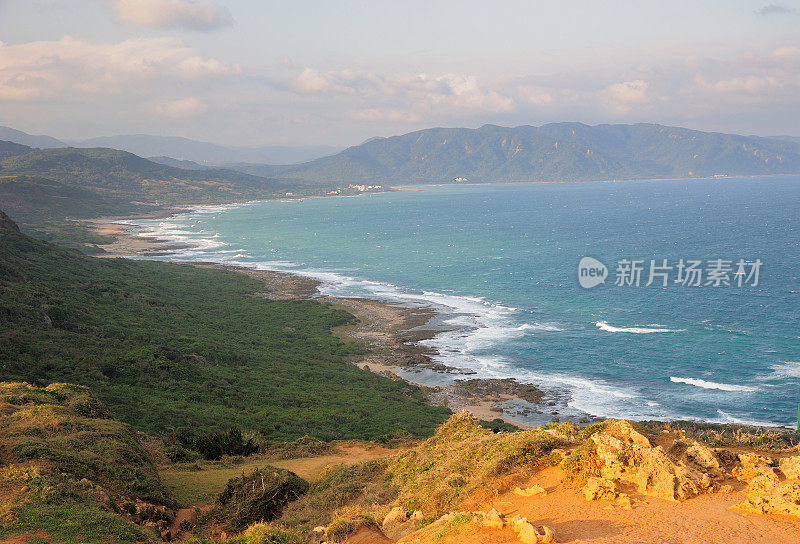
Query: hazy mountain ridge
0 125 66 148
67 134 343 165
263 123 800 184
0 126 343 165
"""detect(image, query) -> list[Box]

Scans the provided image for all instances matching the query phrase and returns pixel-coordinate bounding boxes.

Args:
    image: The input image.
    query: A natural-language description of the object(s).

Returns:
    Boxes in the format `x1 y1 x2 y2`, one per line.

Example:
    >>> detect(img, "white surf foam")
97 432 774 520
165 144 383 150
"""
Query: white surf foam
670 376 757 392
761 361 800 380
596 321 685 333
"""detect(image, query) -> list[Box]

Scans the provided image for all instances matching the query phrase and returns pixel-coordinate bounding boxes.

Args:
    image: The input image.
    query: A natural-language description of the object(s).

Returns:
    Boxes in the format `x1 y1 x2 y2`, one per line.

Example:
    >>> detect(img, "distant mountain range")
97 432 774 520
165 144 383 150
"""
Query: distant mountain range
0 126 342 165
0 126 66 149
3 123 800 190
257 123 800 184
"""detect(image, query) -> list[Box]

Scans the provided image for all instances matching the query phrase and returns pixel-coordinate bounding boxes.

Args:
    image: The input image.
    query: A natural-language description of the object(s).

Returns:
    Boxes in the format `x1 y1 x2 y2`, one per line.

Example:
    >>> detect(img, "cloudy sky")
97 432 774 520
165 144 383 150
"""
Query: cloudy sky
0 0 799 146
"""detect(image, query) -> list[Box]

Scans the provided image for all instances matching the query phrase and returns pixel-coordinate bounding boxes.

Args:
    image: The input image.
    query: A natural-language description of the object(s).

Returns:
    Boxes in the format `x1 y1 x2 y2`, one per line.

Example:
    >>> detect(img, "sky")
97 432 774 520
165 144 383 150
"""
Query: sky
0 0 799 147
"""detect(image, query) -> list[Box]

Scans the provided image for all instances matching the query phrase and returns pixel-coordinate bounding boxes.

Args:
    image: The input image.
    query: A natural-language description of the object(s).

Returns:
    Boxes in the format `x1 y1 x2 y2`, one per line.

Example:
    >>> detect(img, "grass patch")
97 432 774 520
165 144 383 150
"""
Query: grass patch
388 412 563 516
0 500 152 544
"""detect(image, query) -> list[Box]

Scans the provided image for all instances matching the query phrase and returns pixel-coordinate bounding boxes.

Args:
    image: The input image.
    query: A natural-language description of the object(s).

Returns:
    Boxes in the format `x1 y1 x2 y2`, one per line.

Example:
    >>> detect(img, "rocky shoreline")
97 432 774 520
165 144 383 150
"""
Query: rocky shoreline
85 216 553 428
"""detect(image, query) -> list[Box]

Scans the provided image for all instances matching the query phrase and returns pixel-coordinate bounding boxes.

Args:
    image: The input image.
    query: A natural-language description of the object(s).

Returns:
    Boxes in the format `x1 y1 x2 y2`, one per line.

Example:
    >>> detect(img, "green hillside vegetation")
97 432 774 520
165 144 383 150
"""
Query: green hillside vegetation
255 123 800 183
0 211 450 444
0 145 299 205
0 175 140 222
0 140 34 160
0 382 168 544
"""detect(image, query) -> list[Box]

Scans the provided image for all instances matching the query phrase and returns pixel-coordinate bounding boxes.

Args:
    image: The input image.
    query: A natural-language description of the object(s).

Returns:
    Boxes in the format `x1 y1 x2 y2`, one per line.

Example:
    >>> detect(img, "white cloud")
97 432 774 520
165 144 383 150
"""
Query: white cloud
289 68 514 119
603 80 650 113
291 68 354 95
0 36 240 101
110 0 233 31
690 46 800 103
154 96 207 118
404 73 515 113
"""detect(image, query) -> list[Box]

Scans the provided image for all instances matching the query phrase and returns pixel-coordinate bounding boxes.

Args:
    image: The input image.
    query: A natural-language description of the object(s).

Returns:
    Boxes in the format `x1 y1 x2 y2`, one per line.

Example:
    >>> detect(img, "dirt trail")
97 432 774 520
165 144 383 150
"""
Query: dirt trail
449 466 800 544
270 444 401 482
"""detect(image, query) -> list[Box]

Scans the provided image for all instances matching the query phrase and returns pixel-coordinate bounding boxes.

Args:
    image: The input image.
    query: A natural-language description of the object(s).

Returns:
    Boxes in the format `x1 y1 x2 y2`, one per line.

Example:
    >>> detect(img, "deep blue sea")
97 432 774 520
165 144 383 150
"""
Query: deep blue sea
130 177 800 427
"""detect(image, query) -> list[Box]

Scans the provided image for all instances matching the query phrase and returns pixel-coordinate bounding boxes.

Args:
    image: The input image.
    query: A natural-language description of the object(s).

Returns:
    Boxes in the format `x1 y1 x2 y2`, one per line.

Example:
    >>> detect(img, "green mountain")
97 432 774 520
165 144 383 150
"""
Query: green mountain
259 123 800 184
0 139 35 159
0 210 449 441
0 175 138 224
0 145 294 204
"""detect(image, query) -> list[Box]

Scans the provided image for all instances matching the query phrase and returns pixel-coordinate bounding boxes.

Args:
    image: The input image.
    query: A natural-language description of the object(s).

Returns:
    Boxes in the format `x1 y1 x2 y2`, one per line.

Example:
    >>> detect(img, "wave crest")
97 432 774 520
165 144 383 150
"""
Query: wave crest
596 321 685 333
670 376 757 392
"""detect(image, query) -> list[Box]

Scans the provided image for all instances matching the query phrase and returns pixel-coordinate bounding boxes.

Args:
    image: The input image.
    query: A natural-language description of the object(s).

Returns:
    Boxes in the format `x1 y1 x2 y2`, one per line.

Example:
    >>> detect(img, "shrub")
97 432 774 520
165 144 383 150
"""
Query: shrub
195 427 259 461
214 467 309 530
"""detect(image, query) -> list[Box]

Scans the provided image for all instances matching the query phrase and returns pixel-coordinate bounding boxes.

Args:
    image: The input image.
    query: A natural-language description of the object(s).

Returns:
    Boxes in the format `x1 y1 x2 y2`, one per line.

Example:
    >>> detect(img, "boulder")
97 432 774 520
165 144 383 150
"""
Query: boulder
510 516 556 544
683 442 723 477
514 484 546 497
481 508 505 529
382 507 423 541
582 477 619 501
603 419 651 448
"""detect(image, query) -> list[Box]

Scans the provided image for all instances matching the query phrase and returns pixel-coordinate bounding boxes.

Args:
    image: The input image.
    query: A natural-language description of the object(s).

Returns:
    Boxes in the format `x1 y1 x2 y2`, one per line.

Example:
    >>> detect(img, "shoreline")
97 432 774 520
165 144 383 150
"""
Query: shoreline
88 218 547 429
80 198 795 432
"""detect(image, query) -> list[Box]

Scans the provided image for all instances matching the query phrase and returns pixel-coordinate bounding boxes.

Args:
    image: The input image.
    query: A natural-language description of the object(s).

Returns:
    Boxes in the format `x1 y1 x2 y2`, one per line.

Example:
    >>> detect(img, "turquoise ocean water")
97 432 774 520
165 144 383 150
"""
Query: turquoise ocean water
131 177 800 427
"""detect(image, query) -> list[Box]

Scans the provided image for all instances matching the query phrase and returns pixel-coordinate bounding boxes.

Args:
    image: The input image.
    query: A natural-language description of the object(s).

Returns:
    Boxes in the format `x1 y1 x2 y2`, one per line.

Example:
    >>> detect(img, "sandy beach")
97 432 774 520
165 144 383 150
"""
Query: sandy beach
87 219 550 428
83 208 193 257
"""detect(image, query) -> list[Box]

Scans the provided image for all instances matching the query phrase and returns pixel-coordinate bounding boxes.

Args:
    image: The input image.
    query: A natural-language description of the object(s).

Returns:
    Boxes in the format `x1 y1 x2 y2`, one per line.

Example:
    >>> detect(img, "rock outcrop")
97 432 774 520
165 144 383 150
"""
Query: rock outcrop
581 477 633 509
734 454 800 519
588 420 723 501
382 507 424 541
